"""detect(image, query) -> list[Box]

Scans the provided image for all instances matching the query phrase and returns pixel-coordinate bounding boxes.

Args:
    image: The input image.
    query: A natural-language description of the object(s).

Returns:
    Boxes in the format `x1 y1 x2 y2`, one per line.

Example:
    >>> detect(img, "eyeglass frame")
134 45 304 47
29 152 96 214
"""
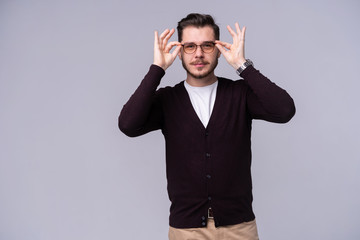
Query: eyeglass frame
181 41 216 54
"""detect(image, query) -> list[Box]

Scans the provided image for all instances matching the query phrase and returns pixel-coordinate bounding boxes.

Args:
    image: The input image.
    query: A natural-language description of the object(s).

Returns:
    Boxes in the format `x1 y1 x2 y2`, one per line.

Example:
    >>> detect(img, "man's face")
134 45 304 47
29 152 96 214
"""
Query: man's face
179 26 220 79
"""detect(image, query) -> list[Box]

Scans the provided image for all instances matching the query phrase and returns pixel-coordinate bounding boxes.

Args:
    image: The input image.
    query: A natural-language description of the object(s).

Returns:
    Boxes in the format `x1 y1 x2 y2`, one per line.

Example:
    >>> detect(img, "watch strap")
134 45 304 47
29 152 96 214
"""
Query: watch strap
236 59 253 76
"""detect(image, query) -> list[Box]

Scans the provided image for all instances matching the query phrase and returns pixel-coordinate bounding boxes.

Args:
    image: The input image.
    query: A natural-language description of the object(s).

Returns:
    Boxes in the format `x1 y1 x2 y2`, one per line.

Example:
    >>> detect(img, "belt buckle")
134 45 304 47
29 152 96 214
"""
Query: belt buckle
208 207 214 219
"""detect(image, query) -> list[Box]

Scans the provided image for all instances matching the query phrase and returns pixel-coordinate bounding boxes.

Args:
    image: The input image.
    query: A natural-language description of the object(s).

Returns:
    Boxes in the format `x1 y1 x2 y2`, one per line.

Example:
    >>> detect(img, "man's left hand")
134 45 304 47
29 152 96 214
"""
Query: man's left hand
215 23 247 70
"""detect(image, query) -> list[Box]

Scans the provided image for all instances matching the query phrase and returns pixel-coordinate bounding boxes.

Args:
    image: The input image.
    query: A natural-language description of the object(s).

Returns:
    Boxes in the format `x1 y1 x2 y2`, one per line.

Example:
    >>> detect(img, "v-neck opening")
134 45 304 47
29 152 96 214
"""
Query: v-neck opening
181 78 222 131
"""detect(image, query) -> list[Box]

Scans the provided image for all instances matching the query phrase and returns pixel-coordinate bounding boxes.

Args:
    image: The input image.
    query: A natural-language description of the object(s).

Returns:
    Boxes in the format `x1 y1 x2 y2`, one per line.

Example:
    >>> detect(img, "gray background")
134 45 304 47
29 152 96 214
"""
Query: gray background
1 0 359 239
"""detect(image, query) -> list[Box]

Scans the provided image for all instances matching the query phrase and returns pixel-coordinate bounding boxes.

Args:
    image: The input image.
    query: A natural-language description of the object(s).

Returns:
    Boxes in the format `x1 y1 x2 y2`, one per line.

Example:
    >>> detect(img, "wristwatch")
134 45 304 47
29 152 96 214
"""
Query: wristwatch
236 59 253 76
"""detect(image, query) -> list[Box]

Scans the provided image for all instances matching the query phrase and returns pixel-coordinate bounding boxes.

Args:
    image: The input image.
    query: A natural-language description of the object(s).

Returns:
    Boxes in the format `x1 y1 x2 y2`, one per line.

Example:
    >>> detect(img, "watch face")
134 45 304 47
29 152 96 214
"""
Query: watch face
244 59 253 67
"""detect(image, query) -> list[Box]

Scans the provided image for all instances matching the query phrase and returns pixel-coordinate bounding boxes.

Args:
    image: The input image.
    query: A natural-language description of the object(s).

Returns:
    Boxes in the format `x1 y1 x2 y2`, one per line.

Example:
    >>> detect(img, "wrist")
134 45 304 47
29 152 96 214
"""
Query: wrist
236 59 253 76
233 58 246 69
153 62 167 71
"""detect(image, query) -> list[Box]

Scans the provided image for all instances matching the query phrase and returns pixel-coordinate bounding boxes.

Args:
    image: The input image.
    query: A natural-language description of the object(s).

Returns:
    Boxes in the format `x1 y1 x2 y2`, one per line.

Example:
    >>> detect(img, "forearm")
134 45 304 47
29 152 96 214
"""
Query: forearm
242 65 296 123
118 64 165 136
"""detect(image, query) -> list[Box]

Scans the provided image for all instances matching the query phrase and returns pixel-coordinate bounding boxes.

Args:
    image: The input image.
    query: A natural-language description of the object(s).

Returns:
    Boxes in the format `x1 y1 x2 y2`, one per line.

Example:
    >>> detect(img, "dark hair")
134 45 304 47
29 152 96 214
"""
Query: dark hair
177 13 220 42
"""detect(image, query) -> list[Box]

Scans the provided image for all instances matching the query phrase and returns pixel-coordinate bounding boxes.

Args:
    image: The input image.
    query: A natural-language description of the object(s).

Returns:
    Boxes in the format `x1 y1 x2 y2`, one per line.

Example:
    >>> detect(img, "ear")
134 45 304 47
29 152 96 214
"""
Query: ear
178 51 182 60
217 49 221 58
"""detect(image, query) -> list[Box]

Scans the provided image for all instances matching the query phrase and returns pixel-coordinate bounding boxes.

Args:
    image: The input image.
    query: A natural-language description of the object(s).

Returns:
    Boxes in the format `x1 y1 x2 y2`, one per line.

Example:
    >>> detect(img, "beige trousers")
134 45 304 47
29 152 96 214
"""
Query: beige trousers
168 218 259 240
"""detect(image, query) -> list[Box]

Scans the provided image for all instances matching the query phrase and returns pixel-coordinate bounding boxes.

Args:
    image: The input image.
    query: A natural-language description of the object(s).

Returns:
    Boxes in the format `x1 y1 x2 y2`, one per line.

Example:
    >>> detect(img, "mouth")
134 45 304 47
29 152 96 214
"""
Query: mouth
191 62 208 68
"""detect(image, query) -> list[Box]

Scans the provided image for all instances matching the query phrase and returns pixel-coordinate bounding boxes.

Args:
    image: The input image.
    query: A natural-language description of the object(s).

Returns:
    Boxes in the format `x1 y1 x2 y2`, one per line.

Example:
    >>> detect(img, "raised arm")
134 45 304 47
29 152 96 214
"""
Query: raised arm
215 22 247 69
216 23 295 123
241 65 295 123
118 29 181 137
153 28 181 70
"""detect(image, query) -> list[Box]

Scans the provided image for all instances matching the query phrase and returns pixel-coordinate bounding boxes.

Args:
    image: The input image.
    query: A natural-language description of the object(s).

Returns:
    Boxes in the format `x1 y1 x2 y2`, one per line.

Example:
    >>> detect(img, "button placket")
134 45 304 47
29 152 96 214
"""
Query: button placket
204 129 213 223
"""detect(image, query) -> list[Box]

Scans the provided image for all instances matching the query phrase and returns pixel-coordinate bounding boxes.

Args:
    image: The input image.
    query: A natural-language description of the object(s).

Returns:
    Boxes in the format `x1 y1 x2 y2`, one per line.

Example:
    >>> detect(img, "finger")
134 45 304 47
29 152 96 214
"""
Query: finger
154 30 160 47
171 44 182 57
215 40 232 50
154 30 163 52
226 25 237 38
235 22 241 36
160 28 170 38
159 29 170 48
215 43 228 55
163 28 175 49
240 26 246 42
164 41 180 53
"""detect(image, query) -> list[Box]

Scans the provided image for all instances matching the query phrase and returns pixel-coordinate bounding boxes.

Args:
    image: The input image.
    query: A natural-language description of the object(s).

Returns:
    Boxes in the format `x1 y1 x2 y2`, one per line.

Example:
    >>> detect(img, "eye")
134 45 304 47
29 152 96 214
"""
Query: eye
202 43 214 49
184 44 196 50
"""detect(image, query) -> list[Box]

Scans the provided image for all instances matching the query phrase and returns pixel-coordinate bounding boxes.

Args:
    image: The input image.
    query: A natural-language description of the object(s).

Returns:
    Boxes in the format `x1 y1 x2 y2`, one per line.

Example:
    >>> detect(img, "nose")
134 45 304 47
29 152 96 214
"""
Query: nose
194 45 204 58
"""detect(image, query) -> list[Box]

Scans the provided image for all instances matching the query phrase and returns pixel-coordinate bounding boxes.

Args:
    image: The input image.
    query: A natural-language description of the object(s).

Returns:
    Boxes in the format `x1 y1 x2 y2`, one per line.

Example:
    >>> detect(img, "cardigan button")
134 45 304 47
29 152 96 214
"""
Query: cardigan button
206 174 211 179
206 153 211 158
202 216 206 220
202 222 206 226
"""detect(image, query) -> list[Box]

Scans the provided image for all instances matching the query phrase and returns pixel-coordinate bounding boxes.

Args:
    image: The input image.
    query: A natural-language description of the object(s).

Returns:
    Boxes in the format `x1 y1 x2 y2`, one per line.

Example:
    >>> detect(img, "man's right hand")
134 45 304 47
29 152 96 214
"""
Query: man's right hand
153 29 181 71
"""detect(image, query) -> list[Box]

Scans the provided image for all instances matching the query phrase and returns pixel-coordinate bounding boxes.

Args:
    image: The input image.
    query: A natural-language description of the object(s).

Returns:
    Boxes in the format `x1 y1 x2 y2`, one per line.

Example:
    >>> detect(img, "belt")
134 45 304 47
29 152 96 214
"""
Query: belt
208 208 214 219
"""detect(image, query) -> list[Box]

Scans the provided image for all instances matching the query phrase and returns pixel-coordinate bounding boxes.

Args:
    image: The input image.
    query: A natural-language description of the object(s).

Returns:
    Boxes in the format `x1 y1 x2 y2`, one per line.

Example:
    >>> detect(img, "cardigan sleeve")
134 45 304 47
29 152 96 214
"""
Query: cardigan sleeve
118 64 165 137
241 65 296 123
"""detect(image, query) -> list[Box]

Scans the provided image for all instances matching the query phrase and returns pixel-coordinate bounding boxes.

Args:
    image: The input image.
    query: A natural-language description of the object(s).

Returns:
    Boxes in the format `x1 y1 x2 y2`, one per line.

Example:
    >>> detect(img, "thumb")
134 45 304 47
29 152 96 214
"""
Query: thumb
215 43 227 56
172 44 182 58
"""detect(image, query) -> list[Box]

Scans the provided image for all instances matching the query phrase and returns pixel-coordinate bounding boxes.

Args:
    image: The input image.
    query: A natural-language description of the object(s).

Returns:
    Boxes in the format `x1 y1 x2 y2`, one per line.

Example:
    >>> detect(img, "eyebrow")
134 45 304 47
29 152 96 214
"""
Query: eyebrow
182 41 215 45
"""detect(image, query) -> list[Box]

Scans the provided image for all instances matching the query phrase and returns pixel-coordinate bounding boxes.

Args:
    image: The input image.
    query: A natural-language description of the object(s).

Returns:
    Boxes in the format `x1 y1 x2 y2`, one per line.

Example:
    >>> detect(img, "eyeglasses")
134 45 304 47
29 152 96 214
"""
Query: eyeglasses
181 41 216 54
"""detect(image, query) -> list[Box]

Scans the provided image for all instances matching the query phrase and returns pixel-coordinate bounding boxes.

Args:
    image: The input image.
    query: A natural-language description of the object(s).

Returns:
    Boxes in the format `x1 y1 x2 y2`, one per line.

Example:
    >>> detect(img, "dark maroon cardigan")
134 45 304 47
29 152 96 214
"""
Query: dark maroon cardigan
119 64 295 228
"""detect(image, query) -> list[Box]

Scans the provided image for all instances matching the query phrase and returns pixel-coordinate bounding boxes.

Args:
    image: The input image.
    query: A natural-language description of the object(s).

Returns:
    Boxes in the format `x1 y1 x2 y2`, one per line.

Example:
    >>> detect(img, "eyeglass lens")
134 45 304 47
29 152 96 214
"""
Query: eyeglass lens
183 42 215 54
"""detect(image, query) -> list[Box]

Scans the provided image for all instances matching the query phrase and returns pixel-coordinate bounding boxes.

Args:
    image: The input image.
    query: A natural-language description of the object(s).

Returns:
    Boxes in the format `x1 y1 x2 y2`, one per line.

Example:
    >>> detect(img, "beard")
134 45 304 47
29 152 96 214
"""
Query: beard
181 57 218 79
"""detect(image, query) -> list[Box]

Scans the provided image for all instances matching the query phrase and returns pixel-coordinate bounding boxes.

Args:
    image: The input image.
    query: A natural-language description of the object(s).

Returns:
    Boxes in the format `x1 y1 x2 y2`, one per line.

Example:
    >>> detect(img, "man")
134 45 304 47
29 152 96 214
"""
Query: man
119 13 295 240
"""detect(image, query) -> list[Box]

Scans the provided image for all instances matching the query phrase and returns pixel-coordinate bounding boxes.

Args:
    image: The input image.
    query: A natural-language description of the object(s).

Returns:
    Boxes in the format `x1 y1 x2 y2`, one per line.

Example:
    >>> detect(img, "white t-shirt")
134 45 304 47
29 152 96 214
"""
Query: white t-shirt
184 80 218 128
